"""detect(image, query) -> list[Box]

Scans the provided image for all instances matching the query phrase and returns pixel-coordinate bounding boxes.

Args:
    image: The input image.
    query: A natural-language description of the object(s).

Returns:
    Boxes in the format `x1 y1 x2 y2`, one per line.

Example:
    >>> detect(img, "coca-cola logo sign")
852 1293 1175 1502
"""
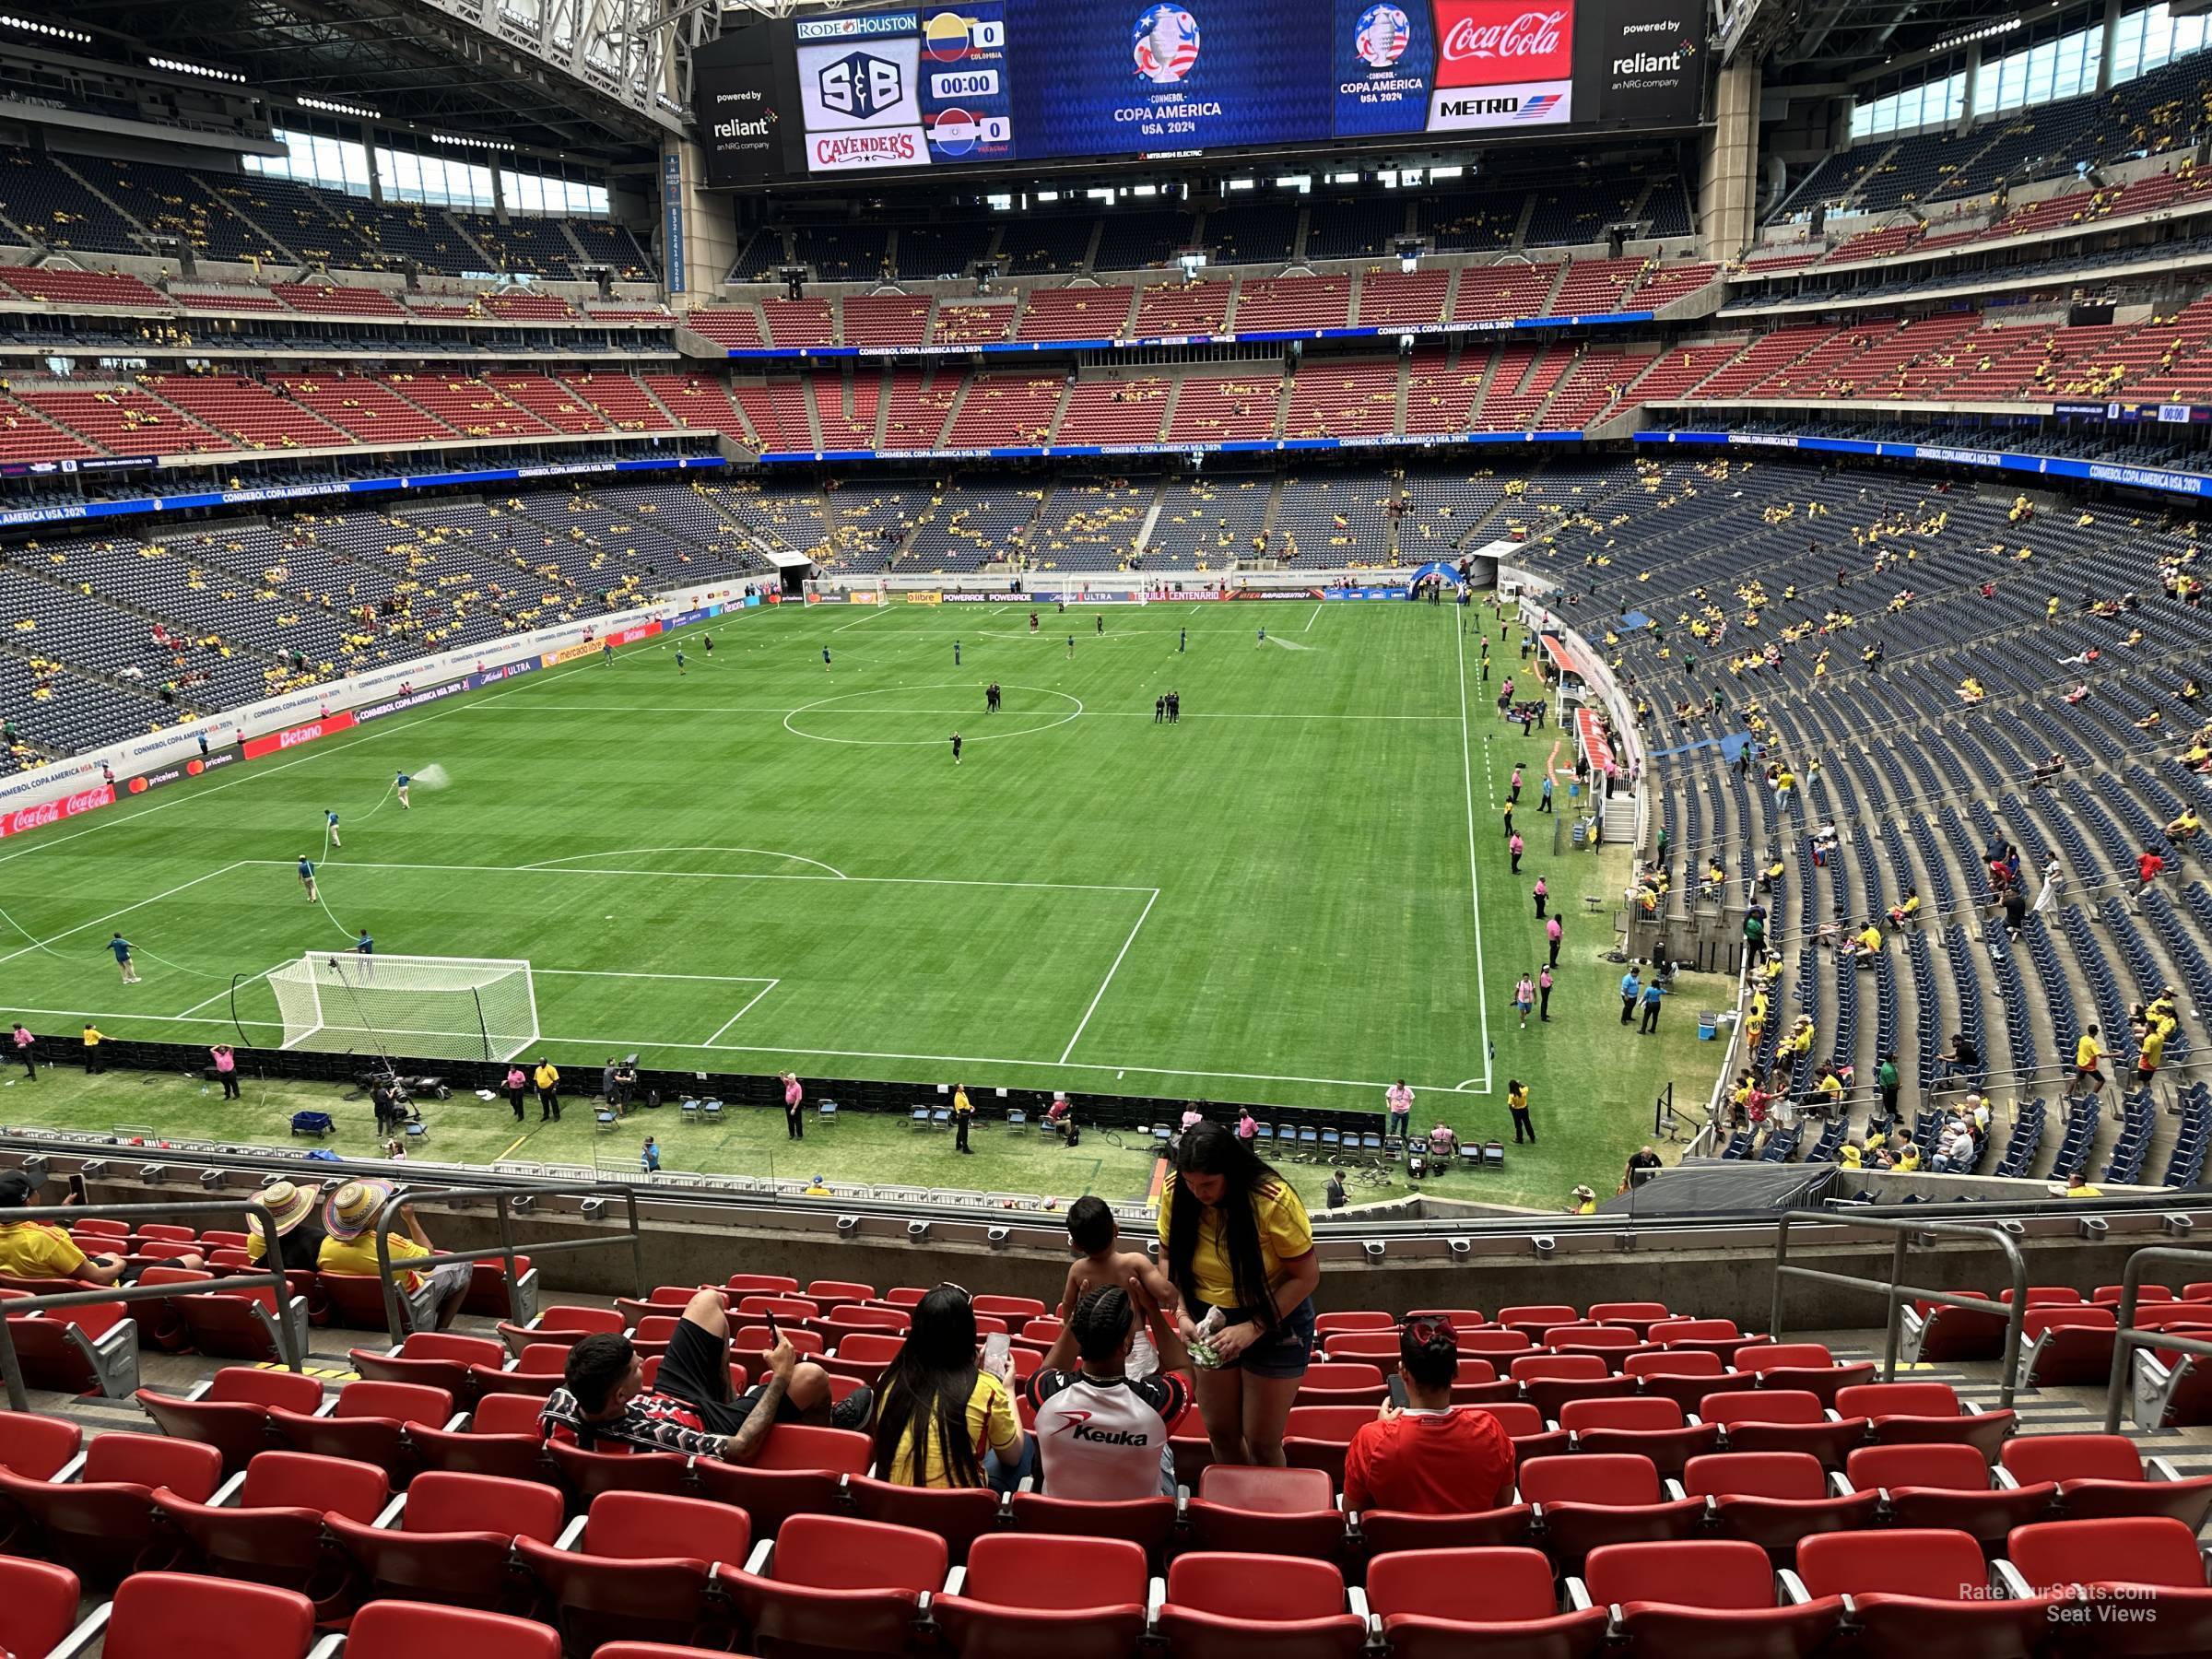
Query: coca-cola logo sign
1431 0 1573 86
0 783 113 839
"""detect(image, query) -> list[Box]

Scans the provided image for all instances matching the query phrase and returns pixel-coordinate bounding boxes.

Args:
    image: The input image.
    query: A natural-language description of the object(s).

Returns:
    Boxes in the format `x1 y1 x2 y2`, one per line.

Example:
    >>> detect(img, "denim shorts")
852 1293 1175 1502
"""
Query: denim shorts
1202 1296 1316 1380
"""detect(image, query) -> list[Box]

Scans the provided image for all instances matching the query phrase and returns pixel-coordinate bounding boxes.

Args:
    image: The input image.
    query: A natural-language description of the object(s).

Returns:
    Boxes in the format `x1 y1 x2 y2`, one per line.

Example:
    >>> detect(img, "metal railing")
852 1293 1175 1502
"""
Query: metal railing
1771 1208 2031 1408
2102 1243 2212 1431
0 1194 302 1411
368 1182 646 1347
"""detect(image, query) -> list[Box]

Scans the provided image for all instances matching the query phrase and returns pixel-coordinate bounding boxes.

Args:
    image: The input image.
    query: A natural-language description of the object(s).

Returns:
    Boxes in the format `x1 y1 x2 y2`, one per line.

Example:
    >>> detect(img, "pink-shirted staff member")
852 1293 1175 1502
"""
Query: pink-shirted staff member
1385 1077 1414 1140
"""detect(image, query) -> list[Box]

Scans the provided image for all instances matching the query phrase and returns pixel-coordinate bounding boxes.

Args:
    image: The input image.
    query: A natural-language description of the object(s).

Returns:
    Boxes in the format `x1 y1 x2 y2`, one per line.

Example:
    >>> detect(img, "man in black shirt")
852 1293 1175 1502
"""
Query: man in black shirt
1324 1169 1347 1209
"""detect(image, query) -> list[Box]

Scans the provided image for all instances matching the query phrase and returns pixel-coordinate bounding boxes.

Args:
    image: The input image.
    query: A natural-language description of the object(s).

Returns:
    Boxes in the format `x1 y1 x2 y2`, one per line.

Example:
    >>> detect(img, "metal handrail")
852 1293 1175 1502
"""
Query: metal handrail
2101 1243 2212 1431
369 1182 646 1346
1771 1208 2031 1408
0 1194 302 1410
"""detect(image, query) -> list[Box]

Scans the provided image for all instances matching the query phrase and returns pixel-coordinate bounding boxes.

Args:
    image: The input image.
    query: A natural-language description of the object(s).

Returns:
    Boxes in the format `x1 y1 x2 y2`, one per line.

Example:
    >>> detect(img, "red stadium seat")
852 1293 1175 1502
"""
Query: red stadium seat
972 1294 1045 1322
1623 1349 1759 1413
1358 1501 1535 1556
1796 1526 2052 1657
693 1422 870 1537
1557 1395 1722 1477
1650 1319 1764 1366
94 1572 318 1659
727 1274 802 1296
1312 1311 1394 1335
1547 1328 1643 1367
1518 1453 1703 1571
1187 1464 1347 1561
268 1379 453 1478
1833 1382 2015 1460
846 1476 1004 1565
0 1408 82 1479
351 1332 507 1404
0 1553 80 1659
1580 1538 1842 1659
1457 1330 1537 1357
2016 1307 2119 1389
934 1534 1149 1659
516 1489 751 1654
1513 1354 1625 1419
1846 1442 2056 1548
2004 1516 2212 1654
324 1469 563 1611
1295 1361 1389 1407
410 1387 552 1482
804 1278 877 1310
1367 1545 1609 1659
1729 1343 1877 1407
1588 1302 1675 1339
1498 1306 1581 1342
1008 1489 1178 1566
0 1429 222 1589
1998 1434 2212 1528
1998 1288 2084 1306
1682 1451 1881 1555
1155 1551 1368 1659
152 1449 388 1616
1701 1390 1869 1467
344 1600 563 1659
1282 1405 1379 1489
717 1512 945 1657
135 1367 321 1475
1900 1293 2010 1365
547 1438 694 1507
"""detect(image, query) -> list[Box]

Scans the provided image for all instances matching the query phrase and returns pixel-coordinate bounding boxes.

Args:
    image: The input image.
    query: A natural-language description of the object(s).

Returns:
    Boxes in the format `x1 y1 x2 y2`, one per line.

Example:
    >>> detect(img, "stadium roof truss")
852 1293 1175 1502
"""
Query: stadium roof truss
66 0 726 158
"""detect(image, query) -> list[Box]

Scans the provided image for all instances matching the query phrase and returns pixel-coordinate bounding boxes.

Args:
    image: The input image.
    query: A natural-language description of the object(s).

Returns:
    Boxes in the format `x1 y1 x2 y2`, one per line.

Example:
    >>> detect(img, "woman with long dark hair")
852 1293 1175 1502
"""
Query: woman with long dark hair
1161 1120 1321 1466
868 1283 1026 1489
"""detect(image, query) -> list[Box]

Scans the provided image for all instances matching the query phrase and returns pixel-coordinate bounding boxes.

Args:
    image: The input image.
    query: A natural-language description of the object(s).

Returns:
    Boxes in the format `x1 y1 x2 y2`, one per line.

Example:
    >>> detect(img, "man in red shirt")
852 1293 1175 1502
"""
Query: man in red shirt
1342 1315 1516 1515
2136 846 2168 913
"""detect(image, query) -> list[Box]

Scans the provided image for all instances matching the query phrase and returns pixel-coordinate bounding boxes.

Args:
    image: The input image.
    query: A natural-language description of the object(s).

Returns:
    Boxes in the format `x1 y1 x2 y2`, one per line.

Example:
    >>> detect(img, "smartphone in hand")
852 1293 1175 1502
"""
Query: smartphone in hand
982 1331 1012 1382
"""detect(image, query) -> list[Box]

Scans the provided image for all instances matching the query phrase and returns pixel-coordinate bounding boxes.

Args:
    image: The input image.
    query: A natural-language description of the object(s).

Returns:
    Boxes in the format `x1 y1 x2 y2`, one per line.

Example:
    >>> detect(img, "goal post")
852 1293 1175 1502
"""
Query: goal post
265 953 540 1063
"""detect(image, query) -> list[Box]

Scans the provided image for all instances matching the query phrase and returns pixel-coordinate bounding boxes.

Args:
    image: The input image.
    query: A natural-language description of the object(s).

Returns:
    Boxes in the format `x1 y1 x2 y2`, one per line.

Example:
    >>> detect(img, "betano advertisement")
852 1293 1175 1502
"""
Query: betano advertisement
703 0 1703 184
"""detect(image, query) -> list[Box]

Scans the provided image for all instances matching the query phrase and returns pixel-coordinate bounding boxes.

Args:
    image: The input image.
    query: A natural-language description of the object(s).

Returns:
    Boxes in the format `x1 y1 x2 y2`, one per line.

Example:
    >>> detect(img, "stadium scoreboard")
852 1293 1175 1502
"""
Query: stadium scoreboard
698 0 1706 186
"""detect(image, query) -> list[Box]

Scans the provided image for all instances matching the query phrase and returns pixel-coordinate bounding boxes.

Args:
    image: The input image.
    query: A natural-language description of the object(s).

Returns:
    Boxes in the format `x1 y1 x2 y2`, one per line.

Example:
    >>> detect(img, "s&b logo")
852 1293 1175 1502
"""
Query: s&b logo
818 51 903 119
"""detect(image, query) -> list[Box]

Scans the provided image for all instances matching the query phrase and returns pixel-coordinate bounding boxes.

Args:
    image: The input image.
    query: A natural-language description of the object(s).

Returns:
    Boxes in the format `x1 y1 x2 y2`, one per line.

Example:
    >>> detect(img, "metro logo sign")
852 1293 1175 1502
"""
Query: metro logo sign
1431 0 1572 87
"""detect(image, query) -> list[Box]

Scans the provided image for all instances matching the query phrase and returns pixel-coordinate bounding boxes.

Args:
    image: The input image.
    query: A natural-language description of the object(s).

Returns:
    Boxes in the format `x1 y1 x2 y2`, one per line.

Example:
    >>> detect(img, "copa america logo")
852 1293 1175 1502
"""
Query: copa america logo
1355 5 1410 68
1133 4 1201 83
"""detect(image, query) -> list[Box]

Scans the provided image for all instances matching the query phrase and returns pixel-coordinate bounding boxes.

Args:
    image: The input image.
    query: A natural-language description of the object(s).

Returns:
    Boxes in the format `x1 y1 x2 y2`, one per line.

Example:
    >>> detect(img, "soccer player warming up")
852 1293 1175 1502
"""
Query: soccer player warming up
949 732 963 766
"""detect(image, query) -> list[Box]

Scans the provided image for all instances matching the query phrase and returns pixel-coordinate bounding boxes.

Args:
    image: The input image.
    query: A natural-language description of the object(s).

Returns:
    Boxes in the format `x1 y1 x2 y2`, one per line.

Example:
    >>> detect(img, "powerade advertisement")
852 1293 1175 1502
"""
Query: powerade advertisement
703 0 1703 185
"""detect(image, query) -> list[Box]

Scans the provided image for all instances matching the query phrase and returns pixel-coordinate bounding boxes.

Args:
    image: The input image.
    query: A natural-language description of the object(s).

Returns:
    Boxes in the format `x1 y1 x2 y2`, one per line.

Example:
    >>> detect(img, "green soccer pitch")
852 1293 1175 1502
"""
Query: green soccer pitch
0 593 1722 1204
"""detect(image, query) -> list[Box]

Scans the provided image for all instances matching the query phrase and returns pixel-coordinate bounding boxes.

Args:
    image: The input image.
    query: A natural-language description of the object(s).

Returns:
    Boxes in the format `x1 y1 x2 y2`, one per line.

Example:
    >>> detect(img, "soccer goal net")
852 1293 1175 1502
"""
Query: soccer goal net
266 953 539 1063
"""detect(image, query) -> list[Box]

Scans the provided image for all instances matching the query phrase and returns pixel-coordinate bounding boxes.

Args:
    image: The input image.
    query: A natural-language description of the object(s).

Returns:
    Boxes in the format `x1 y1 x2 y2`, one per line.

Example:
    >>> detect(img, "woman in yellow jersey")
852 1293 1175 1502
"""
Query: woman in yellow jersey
868 1284 1024 1489
1161 1121 1321 1467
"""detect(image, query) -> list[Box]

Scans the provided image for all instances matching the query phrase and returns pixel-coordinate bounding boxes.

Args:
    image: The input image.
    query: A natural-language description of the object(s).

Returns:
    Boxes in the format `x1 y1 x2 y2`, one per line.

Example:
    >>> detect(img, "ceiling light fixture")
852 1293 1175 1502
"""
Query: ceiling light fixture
148 54 247 83
0 14 91 44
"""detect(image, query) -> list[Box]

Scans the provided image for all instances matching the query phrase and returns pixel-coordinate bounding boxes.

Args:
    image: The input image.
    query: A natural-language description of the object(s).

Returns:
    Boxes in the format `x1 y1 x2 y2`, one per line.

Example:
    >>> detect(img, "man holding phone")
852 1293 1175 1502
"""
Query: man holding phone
542 1287 870 1459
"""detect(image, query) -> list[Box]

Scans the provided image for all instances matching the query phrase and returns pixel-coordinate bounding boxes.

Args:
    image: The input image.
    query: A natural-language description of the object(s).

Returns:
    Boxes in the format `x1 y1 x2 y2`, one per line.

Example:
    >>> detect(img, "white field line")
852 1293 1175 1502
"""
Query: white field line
234 858 1156 896
702 979 782 1046
1058 887 1160 1065
171 962 276 1020
465 705 1456 722
1455 619 1492 1094
1304 602 1323 632
538 969 788 983
831 604 897 633
0 861 247 970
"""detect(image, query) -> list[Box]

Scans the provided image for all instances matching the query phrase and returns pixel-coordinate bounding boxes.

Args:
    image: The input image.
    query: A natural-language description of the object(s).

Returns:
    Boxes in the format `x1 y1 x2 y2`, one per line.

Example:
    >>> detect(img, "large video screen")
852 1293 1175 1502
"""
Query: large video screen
697 0 1705 185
